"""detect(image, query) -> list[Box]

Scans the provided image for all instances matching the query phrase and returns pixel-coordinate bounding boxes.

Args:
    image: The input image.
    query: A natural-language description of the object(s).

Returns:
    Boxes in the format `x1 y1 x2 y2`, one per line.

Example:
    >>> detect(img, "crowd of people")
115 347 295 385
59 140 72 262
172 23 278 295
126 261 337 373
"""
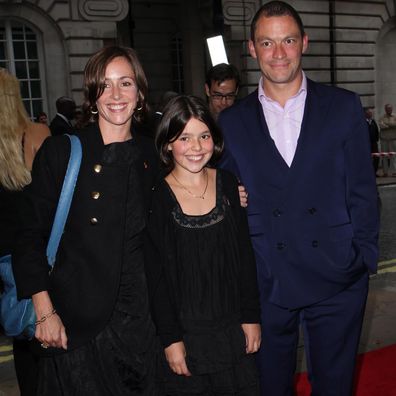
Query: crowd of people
0 1 383 396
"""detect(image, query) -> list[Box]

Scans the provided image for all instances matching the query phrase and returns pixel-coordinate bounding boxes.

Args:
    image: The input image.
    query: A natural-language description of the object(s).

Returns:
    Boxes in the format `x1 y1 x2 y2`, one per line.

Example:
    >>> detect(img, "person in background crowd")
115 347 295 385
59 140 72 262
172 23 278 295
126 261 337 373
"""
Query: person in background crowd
36 111 48 125
378 103 396 177
0 68 50 396
73 109 85 130
155 90 179 117
205 63 240 120
146 95 261 395
218 2 379 395
13 46 159 395
49 96 76 136
364 107 380 174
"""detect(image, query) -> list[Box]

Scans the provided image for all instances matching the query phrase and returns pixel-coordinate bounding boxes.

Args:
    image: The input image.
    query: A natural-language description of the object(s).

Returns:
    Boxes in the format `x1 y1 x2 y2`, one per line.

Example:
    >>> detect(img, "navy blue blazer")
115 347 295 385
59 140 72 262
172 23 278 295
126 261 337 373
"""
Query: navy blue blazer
218 79 379 309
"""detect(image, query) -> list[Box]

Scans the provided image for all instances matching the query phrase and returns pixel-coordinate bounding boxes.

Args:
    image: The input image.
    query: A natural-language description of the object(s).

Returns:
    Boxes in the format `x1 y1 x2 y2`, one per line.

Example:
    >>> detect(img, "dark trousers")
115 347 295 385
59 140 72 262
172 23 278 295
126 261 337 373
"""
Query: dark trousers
256 273 368 396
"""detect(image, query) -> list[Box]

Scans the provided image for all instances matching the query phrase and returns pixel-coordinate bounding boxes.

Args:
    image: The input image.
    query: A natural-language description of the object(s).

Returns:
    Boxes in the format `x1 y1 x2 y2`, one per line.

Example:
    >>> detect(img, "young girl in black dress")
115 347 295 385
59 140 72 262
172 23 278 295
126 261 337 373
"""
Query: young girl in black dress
145 95 261 395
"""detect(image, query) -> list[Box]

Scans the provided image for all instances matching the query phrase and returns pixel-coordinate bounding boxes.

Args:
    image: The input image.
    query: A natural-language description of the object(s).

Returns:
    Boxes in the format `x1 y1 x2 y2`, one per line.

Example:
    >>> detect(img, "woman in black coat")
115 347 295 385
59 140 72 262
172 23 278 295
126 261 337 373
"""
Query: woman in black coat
13 46 159 395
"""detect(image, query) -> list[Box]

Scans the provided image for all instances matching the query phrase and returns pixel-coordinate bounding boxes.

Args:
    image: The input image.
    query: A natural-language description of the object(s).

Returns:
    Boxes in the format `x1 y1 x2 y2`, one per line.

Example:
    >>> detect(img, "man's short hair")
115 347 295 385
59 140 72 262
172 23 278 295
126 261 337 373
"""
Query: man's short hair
205 63 240 89
250 1 305 41
55 96 76 113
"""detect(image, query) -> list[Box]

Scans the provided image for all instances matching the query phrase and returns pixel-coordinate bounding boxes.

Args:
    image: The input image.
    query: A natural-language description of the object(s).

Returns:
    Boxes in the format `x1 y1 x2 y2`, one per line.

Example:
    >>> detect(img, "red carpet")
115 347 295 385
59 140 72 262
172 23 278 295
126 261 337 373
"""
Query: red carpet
294 344 396 396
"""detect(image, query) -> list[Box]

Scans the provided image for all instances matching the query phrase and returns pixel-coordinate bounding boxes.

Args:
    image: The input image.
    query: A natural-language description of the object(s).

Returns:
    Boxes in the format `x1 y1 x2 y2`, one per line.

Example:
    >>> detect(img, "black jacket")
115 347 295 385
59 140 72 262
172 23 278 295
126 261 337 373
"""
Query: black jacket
13 123 159 350
49 114 74 136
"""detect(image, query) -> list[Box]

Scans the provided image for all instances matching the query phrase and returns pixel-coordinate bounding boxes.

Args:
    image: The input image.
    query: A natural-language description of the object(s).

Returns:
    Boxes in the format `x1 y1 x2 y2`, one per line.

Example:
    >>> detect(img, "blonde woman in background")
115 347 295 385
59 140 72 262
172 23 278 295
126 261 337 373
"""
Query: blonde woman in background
0 68 50 395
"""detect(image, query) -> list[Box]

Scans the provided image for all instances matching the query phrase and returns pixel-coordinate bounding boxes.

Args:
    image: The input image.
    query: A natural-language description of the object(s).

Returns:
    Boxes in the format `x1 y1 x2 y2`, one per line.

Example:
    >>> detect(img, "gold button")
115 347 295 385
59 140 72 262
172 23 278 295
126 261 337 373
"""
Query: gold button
91 191 100 200
90 217 98 225
94 164 102 173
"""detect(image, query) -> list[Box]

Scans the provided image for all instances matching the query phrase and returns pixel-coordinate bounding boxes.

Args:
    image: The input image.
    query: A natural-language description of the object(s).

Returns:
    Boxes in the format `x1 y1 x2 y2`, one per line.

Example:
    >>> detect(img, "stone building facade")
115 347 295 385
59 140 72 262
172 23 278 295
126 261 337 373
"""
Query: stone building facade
221 0 396 113
0 0 129 119
1 0 395 119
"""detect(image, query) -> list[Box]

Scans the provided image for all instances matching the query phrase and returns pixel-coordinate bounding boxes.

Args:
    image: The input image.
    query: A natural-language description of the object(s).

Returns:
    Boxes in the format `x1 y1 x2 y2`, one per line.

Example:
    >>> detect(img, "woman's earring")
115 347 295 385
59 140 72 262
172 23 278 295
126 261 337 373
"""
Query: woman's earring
168 145 172 151
90 105 98 115
136 101 143 111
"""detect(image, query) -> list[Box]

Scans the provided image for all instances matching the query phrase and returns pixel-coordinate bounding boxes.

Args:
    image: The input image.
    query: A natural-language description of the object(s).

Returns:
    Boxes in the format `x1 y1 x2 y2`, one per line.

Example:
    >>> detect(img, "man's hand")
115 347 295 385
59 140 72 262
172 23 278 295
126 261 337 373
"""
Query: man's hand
238 185 248 207
241 323 261 353
164 341 191 376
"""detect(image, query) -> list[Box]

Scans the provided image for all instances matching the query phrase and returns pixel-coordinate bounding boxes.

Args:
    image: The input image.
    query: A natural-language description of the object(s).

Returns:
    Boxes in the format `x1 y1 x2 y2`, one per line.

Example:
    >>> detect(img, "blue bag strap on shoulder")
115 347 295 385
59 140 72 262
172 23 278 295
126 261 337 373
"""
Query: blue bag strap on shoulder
46 134 82 267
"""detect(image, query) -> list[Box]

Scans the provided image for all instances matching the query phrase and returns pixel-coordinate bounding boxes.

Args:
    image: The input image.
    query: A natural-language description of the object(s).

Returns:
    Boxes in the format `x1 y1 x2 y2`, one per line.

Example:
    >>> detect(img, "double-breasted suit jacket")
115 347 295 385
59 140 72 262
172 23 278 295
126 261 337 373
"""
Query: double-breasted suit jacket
219 79 379 309
13 123 159 350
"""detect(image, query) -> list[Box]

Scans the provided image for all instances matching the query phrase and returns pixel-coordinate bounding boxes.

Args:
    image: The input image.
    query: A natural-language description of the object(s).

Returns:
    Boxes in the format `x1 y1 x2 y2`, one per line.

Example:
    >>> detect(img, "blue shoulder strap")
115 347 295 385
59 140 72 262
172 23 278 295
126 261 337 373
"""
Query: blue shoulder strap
46 134 82 267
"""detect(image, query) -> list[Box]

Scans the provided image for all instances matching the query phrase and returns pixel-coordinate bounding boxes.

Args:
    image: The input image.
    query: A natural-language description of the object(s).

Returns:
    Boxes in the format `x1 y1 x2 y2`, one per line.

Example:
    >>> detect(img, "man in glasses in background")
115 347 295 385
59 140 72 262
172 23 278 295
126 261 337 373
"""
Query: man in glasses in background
205 63 240 120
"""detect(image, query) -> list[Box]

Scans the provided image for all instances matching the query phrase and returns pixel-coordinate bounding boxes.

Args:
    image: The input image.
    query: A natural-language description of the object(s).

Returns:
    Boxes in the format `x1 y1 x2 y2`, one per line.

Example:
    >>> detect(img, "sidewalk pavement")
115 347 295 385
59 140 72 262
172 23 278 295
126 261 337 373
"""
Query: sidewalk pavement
375 170 396 186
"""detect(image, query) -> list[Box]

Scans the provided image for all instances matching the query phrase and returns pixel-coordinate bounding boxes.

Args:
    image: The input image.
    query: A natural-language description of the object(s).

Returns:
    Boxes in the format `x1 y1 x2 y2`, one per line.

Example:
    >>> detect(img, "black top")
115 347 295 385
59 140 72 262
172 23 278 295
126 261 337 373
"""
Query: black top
145 169 260 372
0 186 22 257
13 123 159 350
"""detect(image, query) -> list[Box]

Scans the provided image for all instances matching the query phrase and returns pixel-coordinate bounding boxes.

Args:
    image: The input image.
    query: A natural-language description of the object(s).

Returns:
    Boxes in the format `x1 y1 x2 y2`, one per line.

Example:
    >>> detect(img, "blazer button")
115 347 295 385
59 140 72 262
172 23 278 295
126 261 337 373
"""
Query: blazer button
90 217 98 225
308 207 317 215
312 240 319 248
277 242 285 250
94 164 102 173
91 191 100 200
273 209 282 217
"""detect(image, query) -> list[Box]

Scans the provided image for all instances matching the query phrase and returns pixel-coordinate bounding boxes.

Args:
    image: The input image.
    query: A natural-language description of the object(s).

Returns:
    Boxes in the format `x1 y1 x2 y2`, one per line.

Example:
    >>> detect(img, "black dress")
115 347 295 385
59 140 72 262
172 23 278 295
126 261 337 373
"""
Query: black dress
38 140 158 396
146 169 260 394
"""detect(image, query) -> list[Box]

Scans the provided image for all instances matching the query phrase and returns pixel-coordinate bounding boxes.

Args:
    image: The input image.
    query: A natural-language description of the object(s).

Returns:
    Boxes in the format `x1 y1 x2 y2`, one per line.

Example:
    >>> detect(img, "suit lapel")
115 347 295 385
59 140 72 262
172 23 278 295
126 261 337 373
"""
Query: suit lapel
241 92 290 173
288 79 330 179
240 80 332 197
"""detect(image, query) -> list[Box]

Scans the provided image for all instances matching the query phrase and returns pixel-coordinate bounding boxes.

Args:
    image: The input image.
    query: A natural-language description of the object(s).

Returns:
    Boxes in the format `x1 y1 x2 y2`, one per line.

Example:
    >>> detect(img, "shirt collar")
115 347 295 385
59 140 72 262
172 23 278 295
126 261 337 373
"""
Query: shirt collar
57 112 71 125
258 71 307 105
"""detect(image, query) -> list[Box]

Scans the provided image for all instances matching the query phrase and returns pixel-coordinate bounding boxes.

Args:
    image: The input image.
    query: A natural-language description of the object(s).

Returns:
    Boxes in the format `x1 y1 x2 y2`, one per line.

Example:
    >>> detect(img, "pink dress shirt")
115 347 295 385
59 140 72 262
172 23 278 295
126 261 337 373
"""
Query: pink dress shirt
258 73 307 167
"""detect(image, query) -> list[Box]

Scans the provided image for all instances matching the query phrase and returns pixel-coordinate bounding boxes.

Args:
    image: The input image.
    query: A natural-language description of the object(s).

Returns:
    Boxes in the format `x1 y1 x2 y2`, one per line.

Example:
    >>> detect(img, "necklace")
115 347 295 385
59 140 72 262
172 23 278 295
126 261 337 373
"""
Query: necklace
171 168 209 199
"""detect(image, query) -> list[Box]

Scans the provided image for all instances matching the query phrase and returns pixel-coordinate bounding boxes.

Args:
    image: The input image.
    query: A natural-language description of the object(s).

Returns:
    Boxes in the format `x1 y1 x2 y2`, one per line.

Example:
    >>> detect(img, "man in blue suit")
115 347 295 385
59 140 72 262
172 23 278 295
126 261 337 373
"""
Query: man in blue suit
218 2 379 395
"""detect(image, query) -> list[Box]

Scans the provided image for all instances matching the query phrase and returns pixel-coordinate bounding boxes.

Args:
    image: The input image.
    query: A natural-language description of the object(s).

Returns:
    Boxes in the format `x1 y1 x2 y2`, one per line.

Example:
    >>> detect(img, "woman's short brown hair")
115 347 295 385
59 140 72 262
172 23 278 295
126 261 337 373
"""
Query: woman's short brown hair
82 46 148 123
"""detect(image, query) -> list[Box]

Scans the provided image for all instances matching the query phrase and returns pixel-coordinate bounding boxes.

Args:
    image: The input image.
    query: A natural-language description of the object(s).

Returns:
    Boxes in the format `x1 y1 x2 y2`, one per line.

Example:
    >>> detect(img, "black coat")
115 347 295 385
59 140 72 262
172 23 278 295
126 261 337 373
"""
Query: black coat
13 123 159 350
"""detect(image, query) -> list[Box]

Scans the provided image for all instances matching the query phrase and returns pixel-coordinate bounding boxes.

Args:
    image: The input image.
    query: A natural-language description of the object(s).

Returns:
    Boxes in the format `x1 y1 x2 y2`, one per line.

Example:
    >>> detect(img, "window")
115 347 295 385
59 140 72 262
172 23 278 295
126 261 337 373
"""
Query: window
0 20 46 120
171 34 184 93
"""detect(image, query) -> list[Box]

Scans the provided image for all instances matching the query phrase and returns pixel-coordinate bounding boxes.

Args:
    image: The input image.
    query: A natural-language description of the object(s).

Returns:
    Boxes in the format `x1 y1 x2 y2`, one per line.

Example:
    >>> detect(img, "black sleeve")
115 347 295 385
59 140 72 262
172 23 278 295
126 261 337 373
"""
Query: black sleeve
13 136 70 299
222 170 261 324
144 184 183 347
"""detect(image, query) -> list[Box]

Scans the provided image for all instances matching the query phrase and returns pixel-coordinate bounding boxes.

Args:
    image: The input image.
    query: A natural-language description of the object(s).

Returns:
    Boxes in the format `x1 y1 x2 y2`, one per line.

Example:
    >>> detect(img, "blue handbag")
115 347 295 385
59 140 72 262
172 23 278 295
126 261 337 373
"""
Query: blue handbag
0 134 82 339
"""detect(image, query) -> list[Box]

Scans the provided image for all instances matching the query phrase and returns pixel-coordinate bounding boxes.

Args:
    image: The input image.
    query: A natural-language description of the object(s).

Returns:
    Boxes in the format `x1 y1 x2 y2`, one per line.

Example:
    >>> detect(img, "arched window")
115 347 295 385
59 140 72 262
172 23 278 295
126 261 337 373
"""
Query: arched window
0 19 46 120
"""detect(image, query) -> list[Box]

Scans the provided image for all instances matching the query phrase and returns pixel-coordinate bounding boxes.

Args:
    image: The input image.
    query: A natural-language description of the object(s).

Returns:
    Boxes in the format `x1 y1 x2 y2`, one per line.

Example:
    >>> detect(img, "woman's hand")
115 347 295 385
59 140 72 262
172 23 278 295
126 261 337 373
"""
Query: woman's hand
164 341 191 376
241 323 261 353
238 185 248 207
32 291 68 350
